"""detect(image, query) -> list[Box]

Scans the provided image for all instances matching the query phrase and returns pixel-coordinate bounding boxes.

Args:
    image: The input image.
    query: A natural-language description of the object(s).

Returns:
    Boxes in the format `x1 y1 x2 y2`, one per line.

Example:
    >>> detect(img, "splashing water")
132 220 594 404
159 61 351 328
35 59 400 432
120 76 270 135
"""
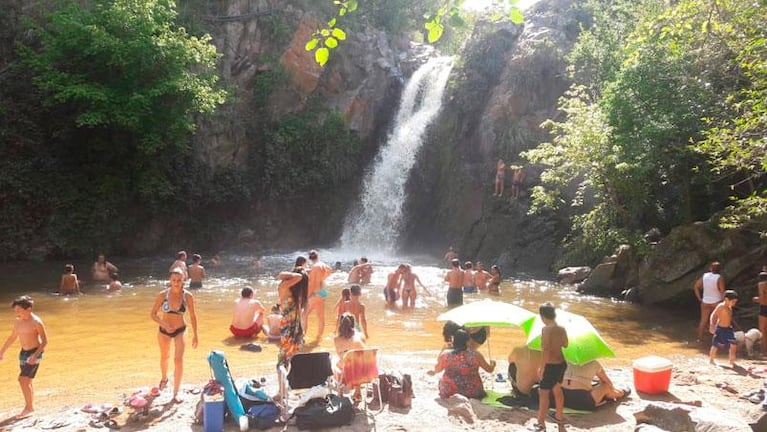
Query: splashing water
340 56 455 253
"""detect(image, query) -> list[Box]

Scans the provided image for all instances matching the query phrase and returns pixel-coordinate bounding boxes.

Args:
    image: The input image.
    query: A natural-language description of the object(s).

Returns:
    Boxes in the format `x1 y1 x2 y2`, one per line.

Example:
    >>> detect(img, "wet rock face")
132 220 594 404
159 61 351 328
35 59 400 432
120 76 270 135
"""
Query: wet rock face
401 0 578 274
193 0 406 170
579 244 639 297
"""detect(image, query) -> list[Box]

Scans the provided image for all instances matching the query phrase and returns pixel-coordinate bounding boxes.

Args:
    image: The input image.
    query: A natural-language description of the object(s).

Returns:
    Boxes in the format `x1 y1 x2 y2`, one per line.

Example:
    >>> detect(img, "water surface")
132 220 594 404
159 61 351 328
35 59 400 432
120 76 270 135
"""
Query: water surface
0 252 697 414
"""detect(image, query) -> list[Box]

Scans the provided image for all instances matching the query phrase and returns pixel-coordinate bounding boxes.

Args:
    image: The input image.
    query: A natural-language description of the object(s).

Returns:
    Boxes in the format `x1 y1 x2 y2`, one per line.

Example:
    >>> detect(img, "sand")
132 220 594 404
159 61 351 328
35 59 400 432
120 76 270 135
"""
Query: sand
1 355 765 431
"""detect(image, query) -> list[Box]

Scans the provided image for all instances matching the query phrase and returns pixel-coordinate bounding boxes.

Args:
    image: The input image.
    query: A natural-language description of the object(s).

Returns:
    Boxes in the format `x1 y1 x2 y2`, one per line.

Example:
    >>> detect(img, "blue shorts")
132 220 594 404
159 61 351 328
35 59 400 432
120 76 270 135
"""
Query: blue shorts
462 286 477 293
712 326 736 349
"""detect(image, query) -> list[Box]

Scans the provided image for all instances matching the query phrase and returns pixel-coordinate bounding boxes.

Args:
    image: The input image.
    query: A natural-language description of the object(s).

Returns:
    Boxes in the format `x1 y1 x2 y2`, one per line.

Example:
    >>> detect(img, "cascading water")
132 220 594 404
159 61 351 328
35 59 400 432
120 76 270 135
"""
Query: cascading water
340 56 454 254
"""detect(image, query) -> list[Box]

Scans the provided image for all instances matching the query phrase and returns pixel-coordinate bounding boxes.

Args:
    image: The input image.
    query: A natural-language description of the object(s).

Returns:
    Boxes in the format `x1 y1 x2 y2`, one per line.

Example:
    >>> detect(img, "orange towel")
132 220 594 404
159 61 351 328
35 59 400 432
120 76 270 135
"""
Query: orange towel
342 349 379 387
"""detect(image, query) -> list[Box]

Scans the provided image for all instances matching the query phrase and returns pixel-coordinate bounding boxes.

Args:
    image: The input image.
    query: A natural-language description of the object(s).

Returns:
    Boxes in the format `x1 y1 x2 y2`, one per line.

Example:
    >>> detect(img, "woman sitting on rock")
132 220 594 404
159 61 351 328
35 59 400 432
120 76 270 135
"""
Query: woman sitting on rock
429 329 495 399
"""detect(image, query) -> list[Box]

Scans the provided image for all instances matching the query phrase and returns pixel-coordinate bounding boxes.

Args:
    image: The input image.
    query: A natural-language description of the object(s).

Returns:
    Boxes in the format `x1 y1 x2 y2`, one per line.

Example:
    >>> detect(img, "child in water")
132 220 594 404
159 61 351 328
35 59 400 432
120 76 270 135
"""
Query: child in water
107 273 122 291
263 304 282 342
58 264 80 295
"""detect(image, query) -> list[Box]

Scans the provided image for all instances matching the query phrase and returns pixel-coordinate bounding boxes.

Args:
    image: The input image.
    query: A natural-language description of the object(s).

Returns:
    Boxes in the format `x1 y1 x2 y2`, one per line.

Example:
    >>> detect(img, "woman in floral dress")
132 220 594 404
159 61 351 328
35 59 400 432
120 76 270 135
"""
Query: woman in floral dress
429 329 496 399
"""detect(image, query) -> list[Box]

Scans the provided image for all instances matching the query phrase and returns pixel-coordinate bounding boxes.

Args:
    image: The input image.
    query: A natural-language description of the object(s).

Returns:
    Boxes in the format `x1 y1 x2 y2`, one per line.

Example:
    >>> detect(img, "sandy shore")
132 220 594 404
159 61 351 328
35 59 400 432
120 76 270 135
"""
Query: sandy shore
1 353 765 431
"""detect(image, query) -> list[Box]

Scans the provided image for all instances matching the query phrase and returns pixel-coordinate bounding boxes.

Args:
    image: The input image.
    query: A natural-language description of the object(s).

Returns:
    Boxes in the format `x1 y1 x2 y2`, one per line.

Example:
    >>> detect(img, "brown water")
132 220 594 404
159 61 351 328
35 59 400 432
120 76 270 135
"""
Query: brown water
0 253 700 415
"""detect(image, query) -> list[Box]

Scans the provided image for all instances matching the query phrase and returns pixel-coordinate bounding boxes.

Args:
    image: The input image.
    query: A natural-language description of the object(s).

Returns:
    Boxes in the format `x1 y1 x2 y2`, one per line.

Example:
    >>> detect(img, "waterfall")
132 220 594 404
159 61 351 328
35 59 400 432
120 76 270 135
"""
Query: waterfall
340 56 454 254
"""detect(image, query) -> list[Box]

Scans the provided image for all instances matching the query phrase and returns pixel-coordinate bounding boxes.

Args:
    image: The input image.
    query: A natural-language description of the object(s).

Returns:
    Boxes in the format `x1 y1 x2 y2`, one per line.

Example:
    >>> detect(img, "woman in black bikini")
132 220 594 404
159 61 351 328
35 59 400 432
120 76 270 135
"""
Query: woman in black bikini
150 267 198 403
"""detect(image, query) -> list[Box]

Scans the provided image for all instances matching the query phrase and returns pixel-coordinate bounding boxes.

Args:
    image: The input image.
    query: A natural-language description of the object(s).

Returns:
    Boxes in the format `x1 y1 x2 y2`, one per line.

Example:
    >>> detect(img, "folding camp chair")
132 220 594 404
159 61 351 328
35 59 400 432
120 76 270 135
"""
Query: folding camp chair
339 348 382 414
278 351 335 415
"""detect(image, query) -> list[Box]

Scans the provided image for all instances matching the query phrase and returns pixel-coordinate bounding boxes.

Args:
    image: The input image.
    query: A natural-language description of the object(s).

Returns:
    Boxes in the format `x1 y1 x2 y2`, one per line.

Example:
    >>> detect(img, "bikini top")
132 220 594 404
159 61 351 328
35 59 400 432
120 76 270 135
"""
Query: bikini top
162 290 187 315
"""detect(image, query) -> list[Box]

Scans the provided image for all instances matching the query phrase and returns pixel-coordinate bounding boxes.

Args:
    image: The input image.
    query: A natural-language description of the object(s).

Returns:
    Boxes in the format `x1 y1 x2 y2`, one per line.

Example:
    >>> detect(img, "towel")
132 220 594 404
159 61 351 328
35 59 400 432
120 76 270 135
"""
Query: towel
481 389 591 414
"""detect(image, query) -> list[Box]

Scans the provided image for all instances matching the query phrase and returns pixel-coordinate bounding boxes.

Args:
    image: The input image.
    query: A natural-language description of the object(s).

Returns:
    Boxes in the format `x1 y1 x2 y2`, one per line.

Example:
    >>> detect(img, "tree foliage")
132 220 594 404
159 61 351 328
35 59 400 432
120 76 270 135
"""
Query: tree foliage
521 0 751 265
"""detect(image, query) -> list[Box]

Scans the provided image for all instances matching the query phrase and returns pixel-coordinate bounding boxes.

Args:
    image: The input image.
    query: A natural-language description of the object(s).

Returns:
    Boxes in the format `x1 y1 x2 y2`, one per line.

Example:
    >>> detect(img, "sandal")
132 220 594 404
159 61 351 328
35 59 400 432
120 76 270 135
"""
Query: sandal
532 423 546 431
103 419 121 430
158 378 169 391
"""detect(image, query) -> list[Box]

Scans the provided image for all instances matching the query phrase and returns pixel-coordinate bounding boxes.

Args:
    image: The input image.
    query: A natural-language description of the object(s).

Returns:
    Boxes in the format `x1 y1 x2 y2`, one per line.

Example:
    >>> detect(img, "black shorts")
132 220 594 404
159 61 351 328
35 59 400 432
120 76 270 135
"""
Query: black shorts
19 348 42 379
540 362 567 390
562 388 596 410
384 287 398 304
446 288 463 306
189 281 202 289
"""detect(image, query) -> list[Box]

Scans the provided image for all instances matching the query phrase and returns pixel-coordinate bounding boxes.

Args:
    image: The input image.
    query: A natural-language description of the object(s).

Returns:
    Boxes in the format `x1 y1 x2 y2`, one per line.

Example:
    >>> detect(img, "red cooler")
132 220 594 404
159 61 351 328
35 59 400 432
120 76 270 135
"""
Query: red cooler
633 356 672 394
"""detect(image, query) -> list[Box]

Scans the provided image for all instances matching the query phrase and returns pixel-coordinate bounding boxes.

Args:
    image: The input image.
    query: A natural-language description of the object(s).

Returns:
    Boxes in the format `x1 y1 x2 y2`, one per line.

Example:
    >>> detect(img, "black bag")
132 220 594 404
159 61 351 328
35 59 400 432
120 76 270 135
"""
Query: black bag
294 394 354 430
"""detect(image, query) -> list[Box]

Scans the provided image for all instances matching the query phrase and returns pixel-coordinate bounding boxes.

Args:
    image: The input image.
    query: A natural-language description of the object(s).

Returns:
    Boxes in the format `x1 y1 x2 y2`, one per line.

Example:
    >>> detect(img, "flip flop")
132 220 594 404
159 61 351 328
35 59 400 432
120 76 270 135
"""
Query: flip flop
547 411 565 424
81 403 100 413
240 343 262 352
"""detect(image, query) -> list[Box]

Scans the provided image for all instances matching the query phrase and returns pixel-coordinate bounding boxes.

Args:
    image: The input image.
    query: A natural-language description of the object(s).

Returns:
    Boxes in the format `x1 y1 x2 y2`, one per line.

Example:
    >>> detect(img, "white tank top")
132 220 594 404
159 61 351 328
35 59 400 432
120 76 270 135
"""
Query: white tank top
701 272 723 304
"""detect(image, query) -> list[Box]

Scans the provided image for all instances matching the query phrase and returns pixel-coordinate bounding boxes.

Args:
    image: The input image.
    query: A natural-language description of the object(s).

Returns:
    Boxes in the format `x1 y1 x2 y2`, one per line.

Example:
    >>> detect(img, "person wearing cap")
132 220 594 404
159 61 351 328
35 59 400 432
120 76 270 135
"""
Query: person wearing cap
694 261 726 342
752 269 767 357
709 289 739 367
302 250 333 340
150 267 198 403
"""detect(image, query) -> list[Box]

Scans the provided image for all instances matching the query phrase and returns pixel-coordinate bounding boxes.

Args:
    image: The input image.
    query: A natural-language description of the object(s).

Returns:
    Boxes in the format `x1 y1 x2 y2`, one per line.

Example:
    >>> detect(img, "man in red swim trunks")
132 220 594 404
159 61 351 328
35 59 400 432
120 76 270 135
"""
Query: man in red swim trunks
230 287 265 338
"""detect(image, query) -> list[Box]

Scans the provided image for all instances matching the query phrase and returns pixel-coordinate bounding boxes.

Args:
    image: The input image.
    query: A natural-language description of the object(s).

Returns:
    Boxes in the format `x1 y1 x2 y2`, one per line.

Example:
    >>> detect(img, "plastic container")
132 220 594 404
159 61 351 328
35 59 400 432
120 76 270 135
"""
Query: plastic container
203 394 225 432
633 356 673 394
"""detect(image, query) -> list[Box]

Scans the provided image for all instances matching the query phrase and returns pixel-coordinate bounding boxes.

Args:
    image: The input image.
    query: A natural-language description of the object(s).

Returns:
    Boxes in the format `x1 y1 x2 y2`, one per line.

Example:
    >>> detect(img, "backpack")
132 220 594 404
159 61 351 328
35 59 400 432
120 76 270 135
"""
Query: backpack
293 394 354 430
247 403 280 430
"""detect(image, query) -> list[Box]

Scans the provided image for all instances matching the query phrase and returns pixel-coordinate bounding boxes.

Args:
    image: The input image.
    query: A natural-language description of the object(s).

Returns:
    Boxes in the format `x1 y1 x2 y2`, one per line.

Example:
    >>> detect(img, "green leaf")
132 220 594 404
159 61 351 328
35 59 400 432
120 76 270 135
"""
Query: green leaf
331 27 346 40
325 37 338 48
305 38 319 51
328 18 336 27
347 0 358 12
509 7 524 24
321 29 330 37
315 47 329 66
340 8 346 16
427 24 444 43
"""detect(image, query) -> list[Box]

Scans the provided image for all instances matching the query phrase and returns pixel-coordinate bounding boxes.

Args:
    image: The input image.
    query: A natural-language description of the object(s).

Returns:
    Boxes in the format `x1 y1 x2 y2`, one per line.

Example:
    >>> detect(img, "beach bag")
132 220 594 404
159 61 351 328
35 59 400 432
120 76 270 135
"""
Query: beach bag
247 402 280 430
388 374 413 408
376 374 400 403
293 394 354 430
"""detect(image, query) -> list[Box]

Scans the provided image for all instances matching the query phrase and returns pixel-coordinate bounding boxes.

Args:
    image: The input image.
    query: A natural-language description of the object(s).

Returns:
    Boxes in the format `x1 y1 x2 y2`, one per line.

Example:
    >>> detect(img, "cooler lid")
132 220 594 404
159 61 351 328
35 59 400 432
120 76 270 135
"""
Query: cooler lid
633 355 673 372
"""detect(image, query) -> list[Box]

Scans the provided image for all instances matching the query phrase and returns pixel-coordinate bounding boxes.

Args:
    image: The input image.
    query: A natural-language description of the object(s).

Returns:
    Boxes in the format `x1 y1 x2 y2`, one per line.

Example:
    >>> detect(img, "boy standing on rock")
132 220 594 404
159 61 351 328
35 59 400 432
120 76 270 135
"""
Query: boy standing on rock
536 303 568 431
0 296 48 418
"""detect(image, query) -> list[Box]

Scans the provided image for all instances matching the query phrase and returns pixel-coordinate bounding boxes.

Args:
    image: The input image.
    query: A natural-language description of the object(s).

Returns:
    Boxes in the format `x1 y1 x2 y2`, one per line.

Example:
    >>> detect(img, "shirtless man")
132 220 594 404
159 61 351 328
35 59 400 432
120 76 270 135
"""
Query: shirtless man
462 261 477 293
444 259 464 307
0 296 48 418
508 345 543 395
169 251 188 281
443 247 458 268
474 261 492 292
359 257 373 285
752 271 767 356
230 287 265 338
709 290 739 366
384 265 404 307
536 303 568 430
188 254 206 289
303 250 333 339
337 285 369 339
694 261 726 341
58 264 80 295
511 166 526 199
400 264 431 309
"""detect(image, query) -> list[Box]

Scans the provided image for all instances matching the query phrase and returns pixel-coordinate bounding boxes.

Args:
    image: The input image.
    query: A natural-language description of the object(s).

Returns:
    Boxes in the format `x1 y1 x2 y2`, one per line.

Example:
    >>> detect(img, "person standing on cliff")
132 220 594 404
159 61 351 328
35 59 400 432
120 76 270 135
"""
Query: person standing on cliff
494 159 506 196
694 261 726 342
511 166 526 199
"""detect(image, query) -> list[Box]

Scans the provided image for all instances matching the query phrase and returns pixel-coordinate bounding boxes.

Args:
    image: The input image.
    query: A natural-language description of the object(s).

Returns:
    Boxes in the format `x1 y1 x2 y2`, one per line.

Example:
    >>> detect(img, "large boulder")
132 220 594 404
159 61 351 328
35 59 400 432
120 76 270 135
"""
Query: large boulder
557 266 592 284
638 218 767 305
579 244 639 297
